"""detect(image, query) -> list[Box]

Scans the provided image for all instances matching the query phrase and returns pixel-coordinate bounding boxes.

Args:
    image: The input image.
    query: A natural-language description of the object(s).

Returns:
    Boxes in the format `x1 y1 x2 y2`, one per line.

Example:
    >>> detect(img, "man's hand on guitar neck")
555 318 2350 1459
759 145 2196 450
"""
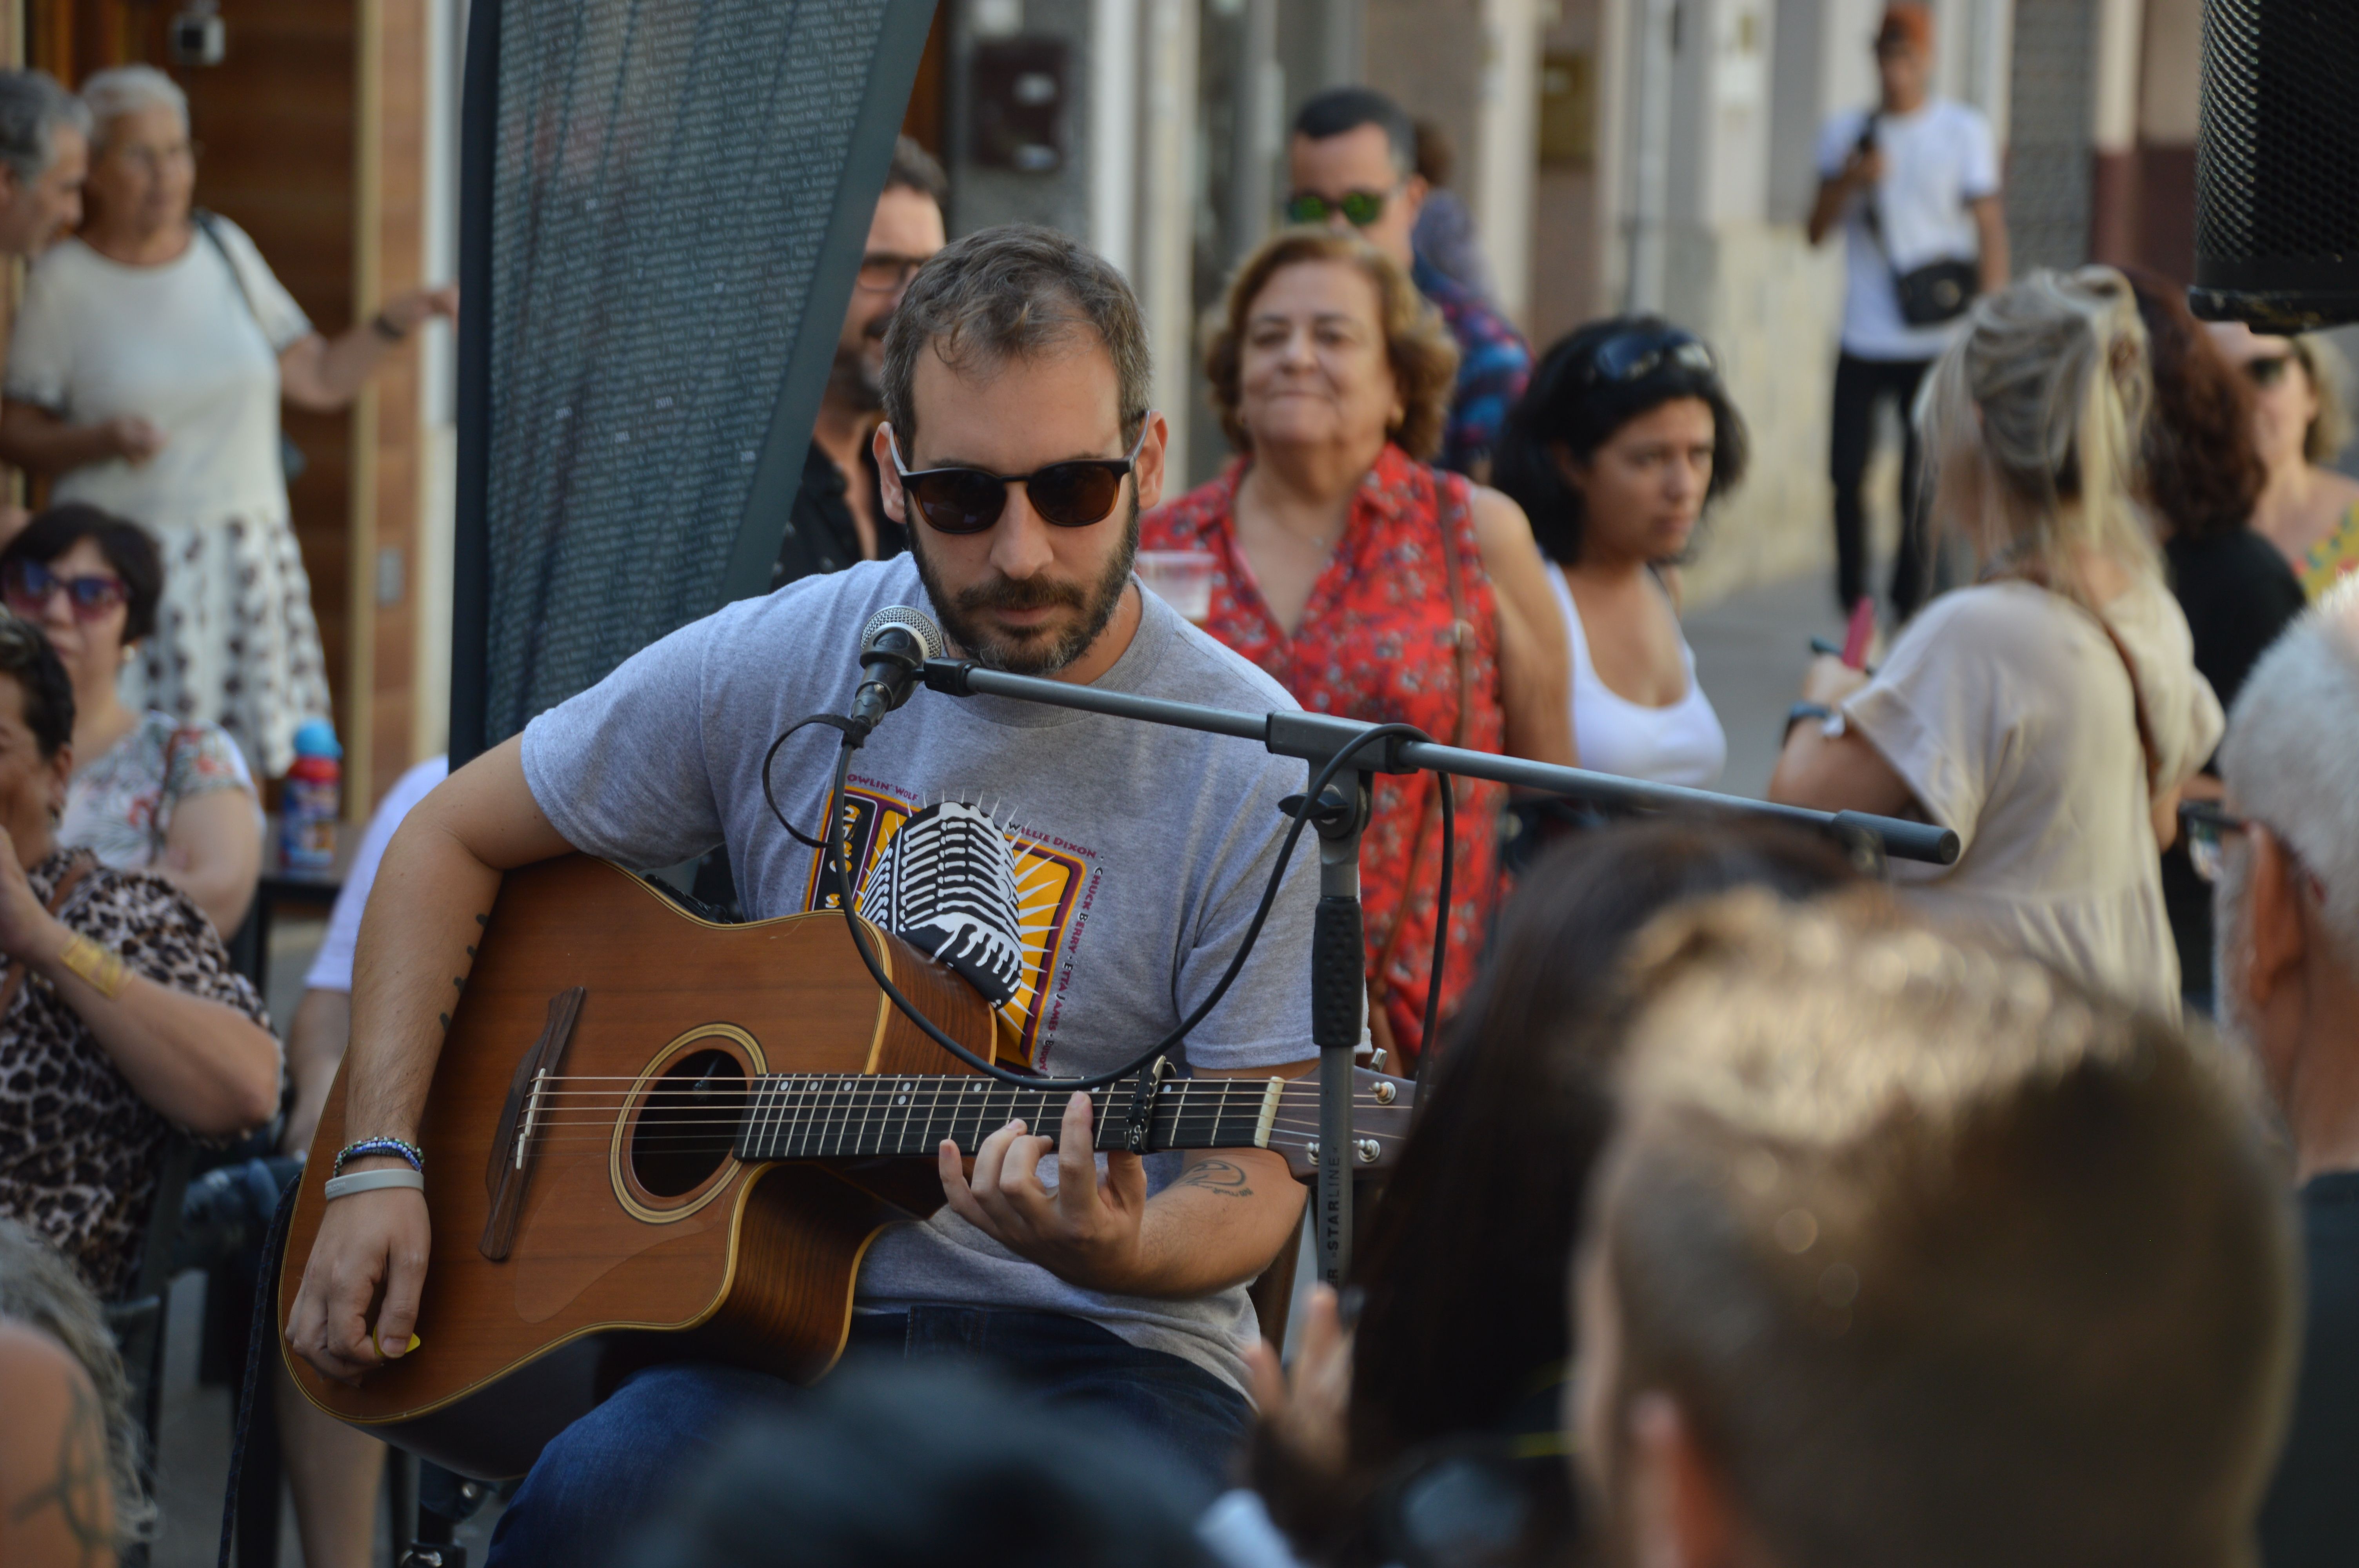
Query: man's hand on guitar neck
940 1066 1309 1299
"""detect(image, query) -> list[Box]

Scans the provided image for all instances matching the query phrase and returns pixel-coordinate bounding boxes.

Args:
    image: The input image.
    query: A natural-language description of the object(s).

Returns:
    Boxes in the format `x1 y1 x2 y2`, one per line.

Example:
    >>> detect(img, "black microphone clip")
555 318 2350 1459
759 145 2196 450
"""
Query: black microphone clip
847 606 946 742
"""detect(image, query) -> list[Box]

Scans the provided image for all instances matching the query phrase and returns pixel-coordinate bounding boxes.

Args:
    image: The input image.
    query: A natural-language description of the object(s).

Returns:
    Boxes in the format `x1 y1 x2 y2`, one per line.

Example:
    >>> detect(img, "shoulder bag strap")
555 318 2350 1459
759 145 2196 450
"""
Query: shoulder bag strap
1994 567 2162 791
0 853 100 1021
192 209 267 331
1365 478 1481 1054
2088 610 2163 791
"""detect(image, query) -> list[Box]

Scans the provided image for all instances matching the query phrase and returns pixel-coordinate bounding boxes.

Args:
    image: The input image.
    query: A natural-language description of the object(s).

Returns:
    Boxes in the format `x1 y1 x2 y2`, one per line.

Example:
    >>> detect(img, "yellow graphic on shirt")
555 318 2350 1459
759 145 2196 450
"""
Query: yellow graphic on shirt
805 783 1087 1067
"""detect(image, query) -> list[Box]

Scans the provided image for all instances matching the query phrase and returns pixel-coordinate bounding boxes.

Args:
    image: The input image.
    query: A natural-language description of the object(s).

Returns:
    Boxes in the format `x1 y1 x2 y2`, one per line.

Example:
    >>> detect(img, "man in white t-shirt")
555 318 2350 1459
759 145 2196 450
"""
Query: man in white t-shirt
1808 2 2008 620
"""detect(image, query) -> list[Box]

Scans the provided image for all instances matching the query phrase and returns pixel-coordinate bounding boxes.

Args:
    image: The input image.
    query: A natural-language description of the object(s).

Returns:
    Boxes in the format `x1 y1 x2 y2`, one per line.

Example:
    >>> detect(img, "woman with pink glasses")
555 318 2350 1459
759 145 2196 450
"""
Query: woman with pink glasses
0 505 259 935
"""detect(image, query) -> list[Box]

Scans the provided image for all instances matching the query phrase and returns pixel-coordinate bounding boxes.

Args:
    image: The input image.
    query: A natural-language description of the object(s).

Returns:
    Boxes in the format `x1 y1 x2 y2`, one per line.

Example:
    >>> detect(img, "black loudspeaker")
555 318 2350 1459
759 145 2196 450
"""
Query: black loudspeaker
447 0 938 766
2192 0 2359 328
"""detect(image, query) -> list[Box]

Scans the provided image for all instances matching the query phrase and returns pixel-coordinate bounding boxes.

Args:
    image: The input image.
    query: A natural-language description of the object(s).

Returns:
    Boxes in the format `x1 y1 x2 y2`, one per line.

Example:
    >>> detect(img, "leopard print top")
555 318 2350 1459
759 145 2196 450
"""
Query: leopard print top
0 851 272 1298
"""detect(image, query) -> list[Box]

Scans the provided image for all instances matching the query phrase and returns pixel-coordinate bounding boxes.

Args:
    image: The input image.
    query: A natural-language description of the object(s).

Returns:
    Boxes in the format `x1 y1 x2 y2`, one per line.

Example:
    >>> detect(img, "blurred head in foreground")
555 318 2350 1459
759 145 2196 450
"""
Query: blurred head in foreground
624 1362 1209 1568
0 1217 153 1549
1573 889 2295 1568
1256 820 1854 1567
2213 580 2359 1151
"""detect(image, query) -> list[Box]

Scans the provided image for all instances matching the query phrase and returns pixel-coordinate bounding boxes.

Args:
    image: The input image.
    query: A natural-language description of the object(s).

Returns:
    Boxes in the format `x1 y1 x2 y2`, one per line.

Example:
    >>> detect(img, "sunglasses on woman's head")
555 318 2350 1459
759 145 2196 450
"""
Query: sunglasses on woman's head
2 559 128 621
1585 328 1717 387
888 424 1151 535
1285 189 1390 227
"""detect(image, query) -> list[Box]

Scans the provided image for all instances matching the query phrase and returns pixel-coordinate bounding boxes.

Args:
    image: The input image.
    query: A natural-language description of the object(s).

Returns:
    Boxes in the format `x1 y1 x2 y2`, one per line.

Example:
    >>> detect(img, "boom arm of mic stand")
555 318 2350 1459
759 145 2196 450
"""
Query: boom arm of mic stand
920 656 1956 1285
920 659 1961 866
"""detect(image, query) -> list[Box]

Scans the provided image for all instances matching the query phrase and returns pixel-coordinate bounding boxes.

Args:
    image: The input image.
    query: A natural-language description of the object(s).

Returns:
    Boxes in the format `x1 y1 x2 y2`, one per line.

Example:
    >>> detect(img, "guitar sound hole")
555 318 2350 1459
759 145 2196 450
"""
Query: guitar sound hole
631 1049 748 1198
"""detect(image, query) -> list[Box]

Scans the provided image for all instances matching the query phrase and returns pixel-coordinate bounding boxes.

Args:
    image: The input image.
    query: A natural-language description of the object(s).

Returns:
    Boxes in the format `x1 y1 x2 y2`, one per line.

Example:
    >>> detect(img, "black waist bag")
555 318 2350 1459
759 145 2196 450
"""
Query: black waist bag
1892 257 1980 327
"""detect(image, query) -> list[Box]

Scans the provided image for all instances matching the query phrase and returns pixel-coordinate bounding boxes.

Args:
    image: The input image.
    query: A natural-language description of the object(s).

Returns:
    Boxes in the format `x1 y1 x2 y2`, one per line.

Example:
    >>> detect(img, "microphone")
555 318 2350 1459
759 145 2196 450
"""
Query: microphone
847 606 945 740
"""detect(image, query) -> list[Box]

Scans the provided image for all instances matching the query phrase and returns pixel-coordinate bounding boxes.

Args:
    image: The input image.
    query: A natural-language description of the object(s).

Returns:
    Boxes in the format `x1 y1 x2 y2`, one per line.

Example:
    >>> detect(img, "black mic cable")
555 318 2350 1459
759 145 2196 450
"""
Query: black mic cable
759 605 1455 1090
768 711 1437 1091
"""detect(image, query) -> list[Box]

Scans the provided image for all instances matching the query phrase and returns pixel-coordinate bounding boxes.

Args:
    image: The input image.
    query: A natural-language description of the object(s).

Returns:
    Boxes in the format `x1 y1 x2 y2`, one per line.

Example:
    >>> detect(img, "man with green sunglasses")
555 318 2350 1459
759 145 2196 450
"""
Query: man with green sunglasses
1285 87 1529 479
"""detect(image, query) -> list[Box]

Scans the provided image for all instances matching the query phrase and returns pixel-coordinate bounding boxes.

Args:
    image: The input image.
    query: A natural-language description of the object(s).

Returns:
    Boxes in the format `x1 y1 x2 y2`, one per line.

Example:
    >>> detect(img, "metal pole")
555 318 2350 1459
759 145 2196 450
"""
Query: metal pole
1309 775 1370 1287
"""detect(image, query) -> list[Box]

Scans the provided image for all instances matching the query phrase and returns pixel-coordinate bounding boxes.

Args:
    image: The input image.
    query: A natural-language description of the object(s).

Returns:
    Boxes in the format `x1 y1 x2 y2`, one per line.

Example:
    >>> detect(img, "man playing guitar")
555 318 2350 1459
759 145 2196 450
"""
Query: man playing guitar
285 225 1320 1558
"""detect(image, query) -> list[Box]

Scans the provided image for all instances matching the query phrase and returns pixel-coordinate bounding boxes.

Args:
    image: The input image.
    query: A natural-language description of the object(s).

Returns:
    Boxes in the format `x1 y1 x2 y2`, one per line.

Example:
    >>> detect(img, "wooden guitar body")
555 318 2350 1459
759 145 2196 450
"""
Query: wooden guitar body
278 855 995 1480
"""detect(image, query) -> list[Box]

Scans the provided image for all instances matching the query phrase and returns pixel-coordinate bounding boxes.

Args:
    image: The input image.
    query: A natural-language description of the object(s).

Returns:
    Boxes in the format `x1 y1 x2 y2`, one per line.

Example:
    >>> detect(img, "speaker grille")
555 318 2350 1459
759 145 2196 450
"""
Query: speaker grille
2197 0 2359 271
475 0 897 746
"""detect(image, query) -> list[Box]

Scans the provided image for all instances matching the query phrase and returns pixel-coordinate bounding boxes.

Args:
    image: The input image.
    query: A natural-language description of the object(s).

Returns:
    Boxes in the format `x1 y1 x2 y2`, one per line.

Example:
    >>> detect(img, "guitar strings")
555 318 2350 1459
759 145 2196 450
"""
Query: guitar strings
502 1118 1378 1146
511 1114 1393 1136
521 1083 1401 1100
502 1075 1403 1157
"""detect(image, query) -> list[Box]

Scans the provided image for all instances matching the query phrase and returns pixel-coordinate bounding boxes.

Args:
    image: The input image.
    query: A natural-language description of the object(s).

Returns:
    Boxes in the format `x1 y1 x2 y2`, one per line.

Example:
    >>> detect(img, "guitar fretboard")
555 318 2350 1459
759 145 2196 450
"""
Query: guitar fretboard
731 1074 1284 1161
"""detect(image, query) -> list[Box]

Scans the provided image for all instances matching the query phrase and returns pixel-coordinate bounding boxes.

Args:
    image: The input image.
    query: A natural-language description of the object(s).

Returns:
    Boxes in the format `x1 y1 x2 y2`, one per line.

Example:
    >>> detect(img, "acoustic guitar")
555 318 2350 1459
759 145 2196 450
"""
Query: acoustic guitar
279 854 1416 1480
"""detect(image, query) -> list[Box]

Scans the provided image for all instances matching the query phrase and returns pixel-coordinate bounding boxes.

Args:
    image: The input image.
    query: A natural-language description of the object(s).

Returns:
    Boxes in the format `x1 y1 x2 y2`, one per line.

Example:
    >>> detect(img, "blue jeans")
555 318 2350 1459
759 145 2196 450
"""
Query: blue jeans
485 1307 1252 1568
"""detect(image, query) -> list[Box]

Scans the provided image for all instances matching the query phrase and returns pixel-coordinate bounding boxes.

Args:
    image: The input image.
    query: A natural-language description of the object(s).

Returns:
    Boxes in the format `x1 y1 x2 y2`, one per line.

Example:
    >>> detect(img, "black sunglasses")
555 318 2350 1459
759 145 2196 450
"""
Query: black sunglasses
2242 354 2293 389
1365 1434 1576 1568
1285 188 1389 227
887 424 1150 535
2 558 129 621
1585 327 1717 387
855 252 927 293
2178 799 2249 884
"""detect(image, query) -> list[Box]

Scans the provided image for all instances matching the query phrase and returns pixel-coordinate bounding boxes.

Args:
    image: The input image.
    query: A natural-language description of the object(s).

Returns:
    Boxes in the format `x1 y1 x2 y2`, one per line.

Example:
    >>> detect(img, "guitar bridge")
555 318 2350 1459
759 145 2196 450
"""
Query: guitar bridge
481 987 586 1261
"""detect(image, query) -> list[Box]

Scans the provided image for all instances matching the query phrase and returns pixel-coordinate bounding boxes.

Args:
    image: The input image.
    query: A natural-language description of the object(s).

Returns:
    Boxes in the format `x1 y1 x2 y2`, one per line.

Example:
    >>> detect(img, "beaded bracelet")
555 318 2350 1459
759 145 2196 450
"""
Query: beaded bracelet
333 1137 424 1179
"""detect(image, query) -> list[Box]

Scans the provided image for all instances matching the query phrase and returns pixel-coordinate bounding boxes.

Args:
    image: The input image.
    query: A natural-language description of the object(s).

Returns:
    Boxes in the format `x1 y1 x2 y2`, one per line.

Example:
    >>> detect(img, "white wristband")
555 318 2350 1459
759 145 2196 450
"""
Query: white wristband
323 1167 427 1201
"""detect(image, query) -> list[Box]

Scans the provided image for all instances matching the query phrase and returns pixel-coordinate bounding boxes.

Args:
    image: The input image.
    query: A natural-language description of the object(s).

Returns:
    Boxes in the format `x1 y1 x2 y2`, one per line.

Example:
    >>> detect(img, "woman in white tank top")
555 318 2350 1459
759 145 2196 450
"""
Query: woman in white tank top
1493 319 1741 787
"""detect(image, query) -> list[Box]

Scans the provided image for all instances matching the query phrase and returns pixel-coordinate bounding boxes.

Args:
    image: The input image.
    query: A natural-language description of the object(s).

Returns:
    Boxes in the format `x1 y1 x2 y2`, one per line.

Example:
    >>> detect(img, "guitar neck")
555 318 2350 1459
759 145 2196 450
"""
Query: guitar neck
732 1074 1286 1161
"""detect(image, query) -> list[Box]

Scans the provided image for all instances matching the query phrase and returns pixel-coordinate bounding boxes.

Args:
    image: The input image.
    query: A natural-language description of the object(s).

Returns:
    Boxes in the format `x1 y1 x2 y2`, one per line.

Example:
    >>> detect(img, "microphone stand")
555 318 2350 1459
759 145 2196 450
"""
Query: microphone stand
918 657 1959 1287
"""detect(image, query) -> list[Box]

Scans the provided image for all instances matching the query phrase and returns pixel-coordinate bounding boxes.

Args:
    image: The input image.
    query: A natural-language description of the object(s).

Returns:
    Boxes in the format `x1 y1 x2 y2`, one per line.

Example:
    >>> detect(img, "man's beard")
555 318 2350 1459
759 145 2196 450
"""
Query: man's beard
827 318 890 413
909 499 1140 677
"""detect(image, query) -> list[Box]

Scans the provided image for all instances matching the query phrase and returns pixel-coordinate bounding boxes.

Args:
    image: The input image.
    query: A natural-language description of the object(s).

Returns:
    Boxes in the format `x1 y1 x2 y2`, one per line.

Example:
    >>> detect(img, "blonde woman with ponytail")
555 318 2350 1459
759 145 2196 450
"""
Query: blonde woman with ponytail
1770 268 2222 1016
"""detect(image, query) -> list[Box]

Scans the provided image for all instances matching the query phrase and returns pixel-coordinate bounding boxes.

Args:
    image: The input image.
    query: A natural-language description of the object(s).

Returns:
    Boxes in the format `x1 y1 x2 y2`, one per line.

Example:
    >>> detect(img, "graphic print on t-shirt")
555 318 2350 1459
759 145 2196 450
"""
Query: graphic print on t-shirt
807 776 1093 1067
857 800 1026 1006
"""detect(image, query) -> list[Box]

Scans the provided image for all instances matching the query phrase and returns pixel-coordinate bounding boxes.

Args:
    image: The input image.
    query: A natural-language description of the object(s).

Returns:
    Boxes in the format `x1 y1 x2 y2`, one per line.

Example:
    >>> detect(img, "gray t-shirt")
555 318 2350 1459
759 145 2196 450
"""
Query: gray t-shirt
520 555 1318 1392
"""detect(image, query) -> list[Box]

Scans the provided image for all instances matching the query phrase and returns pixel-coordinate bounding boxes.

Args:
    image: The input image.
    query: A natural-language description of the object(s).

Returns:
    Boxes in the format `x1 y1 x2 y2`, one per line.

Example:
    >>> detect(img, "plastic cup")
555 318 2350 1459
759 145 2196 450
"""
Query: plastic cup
1135 550 1218 626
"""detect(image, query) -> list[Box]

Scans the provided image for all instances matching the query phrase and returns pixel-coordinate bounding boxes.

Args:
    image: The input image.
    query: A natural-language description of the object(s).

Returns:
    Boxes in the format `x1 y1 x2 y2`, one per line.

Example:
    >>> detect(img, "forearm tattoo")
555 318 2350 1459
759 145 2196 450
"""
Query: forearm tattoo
1175 1159 1255 1199
438 910 491 1034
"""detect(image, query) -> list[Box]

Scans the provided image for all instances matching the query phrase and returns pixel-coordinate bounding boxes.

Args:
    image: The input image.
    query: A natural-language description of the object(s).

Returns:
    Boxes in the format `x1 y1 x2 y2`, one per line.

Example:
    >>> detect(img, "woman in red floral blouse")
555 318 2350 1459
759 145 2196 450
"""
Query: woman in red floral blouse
1142 229 1572 1066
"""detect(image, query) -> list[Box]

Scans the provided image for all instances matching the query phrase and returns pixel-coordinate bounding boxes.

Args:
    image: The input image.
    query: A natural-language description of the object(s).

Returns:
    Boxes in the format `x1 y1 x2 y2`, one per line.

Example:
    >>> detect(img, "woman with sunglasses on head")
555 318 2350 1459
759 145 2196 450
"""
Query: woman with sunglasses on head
1489 318 1743 789
1142 227 1572 1069
0 65 453 780
2205 323 2359 600
0 505 260 936
1770 269 2221 1019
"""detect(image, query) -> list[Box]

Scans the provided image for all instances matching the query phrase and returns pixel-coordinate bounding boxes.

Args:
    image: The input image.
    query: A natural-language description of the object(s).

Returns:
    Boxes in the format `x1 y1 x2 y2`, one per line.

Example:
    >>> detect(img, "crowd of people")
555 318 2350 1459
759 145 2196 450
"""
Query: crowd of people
0 12 2356 1568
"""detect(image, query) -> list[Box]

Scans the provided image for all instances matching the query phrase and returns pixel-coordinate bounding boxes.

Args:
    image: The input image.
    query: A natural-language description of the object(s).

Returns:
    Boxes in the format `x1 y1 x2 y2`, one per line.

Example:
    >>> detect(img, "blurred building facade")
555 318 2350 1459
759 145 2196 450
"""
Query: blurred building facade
0 0 2208 808
931 0 2208 599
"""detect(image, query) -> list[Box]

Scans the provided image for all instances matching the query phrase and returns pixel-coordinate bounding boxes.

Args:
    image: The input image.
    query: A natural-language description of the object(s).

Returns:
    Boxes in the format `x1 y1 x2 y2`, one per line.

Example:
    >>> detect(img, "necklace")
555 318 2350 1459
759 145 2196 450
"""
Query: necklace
1285 520 1344 553
1238 466 1350 553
